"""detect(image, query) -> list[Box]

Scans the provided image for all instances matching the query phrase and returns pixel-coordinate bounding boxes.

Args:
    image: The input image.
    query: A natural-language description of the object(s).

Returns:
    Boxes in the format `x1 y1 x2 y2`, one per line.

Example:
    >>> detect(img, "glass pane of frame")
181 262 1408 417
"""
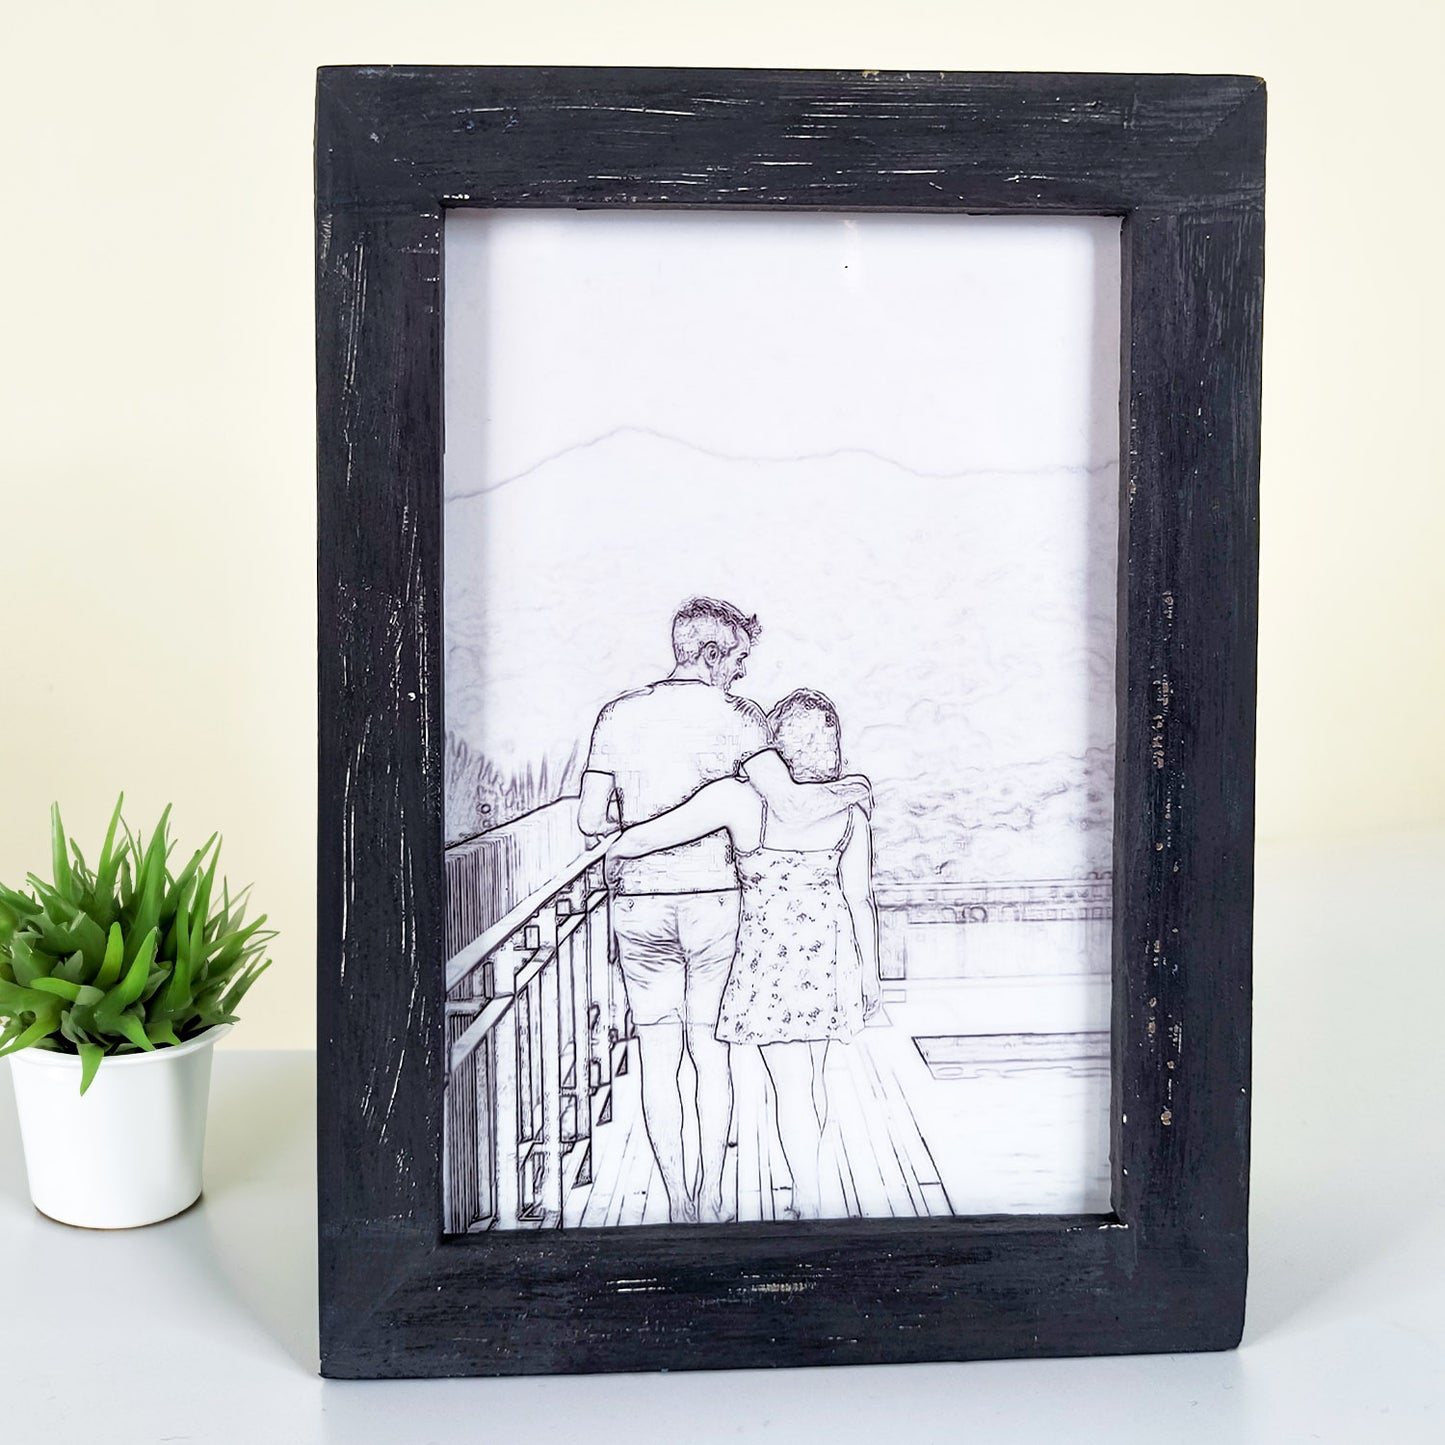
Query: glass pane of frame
442 208 1121 1233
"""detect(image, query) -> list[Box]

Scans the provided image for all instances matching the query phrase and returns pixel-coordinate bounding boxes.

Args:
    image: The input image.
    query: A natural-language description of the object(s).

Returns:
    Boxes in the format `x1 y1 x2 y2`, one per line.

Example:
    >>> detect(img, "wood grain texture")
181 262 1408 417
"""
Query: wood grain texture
315 66 1264 1378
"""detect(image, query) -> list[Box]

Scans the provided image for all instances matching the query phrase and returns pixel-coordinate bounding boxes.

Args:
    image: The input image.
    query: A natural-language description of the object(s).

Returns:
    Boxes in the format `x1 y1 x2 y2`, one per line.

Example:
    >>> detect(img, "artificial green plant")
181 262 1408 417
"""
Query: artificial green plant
0 796 273 1093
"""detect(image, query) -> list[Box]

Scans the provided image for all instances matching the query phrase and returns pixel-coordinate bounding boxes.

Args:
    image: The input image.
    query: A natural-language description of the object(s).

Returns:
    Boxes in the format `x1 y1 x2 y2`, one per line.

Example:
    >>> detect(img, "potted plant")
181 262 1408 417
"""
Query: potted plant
0 796 272 1228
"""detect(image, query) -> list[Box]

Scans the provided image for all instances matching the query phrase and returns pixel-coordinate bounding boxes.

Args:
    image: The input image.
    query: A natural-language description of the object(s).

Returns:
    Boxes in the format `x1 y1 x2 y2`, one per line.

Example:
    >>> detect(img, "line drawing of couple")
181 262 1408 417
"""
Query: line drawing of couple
578 596 881 1224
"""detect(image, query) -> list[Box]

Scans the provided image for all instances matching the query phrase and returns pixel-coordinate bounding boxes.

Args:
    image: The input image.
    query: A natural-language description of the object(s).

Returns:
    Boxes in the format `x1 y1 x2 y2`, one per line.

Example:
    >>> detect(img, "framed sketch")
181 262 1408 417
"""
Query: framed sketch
315 66 1264 1377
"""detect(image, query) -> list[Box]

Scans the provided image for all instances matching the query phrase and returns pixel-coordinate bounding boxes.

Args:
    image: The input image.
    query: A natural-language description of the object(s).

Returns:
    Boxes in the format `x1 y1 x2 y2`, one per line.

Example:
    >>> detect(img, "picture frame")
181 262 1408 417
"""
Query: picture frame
315 65 1264 1378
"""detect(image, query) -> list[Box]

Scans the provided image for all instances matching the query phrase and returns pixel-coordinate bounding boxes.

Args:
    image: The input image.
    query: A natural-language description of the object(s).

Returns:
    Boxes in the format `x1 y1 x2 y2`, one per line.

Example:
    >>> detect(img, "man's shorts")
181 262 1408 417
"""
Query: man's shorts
610 891 741 1029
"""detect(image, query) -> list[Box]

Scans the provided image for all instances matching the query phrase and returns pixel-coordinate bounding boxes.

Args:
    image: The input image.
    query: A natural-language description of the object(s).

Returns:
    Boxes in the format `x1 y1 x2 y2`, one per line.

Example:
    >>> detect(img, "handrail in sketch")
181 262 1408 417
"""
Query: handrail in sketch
444 837 631 1233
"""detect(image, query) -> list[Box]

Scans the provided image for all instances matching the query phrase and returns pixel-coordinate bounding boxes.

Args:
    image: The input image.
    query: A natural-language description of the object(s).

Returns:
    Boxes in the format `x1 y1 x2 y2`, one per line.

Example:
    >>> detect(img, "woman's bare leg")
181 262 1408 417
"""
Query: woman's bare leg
810 1040 831 1130
760 1042 824 1219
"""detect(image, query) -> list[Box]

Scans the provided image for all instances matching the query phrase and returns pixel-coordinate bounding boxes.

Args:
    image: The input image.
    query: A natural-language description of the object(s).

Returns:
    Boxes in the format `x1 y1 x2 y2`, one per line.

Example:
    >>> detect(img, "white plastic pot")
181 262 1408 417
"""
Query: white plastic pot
7 1024 230 1228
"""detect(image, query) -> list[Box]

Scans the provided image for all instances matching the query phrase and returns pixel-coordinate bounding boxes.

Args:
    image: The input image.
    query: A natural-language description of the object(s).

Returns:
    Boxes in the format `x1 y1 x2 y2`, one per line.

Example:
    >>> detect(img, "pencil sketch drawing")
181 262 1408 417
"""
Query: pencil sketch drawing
441 209 1120 1231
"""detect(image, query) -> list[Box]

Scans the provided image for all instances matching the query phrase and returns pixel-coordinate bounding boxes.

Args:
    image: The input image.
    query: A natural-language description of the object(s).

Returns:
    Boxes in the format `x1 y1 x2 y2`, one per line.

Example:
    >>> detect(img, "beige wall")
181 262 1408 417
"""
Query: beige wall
3 2 1441 1049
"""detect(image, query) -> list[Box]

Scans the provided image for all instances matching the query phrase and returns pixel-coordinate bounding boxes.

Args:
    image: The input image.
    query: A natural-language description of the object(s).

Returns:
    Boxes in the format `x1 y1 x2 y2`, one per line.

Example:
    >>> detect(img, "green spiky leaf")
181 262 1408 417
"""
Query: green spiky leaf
0 800 275 1091
0 883 42 921
112 1008 154 1053
107 926 158 1013
29 977 104 1007
8 933 44 987
164 836 216 918
0 1009 63 1057
93 794 125 903
78 1042 104 1094
57 950 89 985
145 1019 181 1049
94 922 125 989
49 803 73 899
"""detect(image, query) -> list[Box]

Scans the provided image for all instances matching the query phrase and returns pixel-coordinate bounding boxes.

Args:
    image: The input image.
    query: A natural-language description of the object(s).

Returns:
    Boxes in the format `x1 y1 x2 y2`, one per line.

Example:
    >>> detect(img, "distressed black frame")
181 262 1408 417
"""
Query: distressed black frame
315 66 1263 1378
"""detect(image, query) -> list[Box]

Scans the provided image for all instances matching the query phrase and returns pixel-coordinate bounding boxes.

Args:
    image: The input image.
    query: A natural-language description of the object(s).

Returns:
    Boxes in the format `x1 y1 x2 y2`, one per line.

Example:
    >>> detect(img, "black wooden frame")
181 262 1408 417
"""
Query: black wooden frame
315 66 1264 1378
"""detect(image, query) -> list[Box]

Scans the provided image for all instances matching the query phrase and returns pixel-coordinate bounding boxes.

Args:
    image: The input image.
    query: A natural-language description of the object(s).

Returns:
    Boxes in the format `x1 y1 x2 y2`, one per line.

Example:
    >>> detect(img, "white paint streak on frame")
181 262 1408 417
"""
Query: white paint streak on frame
378 1047 407 1145
556 104 700 118
339 760 353 984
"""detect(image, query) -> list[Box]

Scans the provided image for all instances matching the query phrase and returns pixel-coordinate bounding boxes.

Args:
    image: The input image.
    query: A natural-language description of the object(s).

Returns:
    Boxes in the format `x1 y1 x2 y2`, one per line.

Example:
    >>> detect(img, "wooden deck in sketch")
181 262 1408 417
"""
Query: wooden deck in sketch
565 1028 953 1228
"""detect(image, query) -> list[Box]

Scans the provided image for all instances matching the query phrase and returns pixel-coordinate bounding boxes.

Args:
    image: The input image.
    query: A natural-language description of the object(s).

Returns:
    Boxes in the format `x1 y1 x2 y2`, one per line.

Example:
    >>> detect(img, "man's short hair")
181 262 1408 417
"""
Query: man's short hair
671 597 761 664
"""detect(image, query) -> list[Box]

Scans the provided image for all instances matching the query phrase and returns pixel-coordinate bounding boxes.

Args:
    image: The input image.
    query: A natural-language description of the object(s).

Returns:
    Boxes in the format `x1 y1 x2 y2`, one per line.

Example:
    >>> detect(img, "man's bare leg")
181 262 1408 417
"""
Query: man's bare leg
634 1021 697 1223
688 1025 734 1223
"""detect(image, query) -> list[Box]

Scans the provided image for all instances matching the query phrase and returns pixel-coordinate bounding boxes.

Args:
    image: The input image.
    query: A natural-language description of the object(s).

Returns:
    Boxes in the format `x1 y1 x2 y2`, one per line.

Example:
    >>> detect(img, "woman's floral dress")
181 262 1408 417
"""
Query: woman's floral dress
715 807 864 1045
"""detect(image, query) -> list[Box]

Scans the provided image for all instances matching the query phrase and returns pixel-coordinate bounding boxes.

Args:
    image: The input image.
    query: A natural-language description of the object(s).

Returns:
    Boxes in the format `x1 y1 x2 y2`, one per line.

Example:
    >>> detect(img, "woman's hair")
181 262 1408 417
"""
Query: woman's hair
767 688 843 782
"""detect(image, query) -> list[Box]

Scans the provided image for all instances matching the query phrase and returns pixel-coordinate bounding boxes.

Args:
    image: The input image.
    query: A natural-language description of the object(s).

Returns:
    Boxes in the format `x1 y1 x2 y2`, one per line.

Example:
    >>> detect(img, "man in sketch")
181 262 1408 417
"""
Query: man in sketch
578 598 769 1224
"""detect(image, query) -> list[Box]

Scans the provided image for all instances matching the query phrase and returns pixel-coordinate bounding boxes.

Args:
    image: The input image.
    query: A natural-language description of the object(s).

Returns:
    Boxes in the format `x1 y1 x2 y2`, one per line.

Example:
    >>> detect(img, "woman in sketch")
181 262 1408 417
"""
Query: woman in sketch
610 688 880 1220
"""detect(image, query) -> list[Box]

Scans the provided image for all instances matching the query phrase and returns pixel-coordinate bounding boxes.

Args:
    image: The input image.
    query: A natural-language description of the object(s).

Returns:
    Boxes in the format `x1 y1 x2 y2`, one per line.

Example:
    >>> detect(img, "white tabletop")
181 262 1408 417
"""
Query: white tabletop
4 829 1443 1444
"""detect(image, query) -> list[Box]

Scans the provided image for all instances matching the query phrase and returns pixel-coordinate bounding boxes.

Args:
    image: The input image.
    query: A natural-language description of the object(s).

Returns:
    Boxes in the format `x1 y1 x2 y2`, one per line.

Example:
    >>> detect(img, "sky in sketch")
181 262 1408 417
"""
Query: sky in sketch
443 210 1120 883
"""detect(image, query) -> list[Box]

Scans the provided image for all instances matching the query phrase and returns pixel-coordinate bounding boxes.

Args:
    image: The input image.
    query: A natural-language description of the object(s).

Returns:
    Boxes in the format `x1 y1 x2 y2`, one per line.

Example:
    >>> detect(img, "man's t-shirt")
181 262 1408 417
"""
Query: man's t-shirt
585 680 769 895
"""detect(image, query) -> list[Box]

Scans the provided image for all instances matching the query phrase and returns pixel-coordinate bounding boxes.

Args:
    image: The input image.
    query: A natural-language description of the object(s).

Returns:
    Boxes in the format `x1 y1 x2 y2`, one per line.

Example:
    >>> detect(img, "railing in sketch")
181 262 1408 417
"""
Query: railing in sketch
443 838 631 1234
875 875 1113 980
875 875 1112 925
